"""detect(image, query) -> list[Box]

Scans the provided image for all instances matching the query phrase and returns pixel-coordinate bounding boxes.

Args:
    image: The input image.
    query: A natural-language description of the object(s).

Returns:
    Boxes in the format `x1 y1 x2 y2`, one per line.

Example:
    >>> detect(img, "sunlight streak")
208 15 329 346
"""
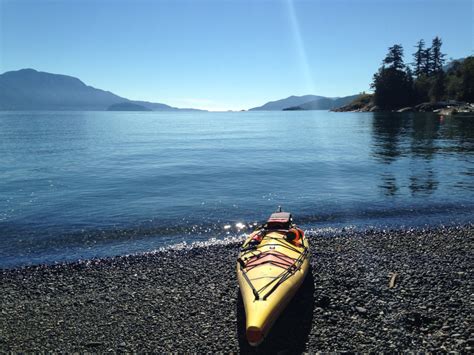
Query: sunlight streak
286 0 315 94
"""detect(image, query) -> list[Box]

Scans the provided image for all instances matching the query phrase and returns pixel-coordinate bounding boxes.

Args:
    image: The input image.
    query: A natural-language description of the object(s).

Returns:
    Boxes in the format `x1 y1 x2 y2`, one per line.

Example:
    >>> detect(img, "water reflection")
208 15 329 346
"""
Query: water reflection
371 113 474 197
379 173 398 196
410 113 440 160
371 113 411 164
409 168 438 197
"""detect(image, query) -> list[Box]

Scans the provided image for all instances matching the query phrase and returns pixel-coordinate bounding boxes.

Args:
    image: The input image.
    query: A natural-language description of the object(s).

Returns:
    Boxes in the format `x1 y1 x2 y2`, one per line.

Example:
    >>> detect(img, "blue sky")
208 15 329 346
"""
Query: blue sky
1 0 472 110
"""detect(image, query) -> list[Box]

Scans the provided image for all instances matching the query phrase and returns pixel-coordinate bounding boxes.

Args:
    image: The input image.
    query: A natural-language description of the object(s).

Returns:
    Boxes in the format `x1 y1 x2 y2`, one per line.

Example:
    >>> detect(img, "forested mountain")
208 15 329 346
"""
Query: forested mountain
250 94 359 111
0 69 185 111
249 95 326 111
283 95 361 110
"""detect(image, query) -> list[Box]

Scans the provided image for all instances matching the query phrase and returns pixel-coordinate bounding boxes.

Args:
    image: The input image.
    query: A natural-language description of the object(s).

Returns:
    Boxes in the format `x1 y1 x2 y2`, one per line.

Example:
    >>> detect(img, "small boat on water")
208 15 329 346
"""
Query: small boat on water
237 209 310 346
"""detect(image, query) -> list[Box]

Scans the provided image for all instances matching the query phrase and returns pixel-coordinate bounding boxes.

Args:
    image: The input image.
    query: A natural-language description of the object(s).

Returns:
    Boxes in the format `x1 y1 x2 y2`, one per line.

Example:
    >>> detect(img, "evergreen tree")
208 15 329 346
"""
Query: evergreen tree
412 39 425 77
413 74 433 103
421 47 432 75
430 70 446 102
431 36 446 73
460 56 474 102
367 39 472 108
372 44 414 109
383 44 405 70
445 60 463 100
406 67 414 86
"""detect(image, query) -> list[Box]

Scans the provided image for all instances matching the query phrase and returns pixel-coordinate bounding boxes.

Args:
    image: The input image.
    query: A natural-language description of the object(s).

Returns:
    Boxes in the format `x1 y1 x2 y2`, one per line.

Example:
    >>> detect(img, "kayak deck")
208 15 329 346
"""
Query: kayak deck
237 229 310 346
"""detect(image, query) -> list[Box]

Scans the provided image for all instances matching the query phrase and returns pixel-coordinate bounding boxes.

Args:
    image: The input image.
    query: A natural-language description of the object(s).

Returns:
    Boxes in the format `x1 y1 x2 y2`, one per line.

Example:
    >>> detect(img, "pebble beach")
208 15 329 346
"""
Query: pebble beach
1 225 472 353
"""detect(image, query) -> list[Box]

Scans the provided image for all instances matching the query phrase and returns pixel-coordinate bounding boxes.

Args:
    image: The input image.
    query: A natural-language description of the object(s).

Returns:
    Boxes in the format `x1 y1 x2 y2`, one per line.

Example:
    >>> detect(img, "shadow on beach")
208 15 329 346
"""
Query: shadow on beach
237 269 315 354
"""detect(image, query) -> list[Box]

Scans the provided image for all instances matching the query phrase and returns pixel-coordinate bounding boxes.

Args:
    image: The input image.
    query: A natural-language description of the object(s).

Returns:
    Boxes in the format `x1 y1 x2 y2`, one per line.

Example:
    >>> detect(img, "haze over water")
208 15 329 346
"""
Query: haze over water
0 111 473 268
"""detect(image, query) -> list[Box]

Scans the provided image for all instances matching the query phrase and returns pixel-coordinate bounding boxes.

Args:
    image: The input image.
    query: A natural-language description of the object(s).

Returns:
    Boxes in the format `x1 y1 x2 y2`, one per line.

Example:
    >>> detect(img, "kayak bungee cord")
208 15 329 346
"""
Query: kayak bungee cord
238 229 308 301
239 245 307 301
239 262 261 300
259 247 308 300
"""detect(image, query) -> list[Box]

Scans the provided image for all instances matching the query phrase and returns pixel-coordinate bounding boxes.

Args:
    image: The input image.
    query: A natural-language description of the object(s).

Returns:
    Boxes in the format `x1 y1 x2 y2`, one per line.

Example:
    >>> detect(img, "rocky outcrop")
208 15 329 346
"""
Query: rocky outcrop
334 97 474 114
331 94 376 112
433 103 474 115
397 107 414 113
332 103 376 112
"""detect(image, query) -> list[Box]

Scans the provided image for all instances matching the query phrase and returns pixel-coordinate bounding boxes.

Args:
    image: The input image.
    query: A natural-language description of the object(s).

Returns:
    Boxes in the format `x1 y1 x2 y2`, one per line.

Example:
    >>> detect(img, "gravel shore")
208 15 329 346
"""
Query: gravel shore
1 225 472 352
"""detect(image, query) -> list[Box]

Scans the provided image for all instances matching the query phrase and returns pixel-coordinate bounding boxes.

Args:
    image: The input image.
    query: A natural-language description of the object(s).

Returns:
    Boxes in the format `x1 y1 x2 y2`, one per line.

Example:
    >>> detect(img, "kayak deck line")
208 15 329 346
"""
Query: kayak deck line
238 232 308 301
243 250 297 271
255 247 308 301
239 239 303 258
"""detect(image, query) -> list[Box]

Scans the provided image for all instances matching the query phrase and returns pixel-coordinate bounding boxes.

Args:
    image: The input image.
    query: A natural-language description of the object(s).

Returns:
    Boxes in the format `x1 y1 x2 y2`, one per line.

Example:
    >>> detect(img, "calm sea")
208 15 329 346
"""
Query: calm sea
0 111 473 268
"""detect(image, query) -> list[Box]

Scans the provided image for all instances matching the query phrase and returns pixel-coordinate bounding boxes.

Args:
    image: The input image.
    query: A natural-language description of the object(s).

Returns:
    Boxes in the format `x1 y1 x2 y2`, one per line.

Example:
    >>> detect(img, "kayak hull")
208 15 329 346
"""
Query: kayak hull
237 231 310 346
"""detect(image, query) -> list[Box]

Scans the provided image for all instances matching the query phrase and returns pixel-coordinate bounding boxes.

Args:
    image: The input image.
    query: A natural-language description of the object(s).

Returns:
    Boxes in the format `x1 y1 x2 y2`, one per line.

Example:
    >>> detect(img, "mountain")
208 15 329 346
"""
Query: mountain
249 95 326 111
283 94 362 111
250 94 360 111
0 68 186 111
443 57 465 72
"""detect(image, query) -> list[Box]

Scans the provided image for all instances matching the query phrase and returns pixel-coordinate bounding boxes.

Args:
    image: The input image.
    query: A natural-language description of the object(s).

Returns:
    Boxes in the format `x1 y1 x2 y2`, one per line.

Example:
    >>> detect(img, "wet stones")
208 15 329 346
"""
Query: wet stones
0 224 472 352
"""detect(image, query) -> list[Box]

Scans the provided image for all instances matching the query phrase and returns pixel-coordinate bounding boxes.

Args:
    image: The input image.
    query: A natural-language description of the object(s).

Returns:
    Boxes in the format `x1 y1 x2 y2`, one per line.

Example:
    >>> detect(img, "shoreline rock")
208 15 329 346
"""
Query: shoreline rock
332 98 474 114
1 225 472 352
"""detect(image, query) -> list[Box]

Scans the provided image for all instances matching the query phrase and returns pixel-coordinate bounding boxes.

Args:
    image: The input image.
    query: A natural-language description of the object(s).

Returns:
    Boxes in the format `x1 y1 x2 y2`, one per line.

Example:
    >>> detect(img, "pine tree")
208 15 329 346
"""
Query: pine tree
406 67 414 86
372 44 414 109
431 36 446 73
421 47 432 75
460 56 474 102
430 70 446 102
383 44 405 71
445 60 463 100
412 39 425 77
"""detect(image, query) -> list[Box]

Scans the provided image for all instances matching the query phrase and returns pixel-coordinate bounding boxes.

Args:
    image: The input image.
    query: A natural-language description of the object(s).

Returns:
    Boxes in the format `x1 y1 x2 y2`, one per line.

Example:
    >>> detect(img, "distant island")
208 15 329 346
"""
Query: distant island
334 37 474 114
107 102 151 111
282 95 361 111
0 69 202 111
249 94 360 111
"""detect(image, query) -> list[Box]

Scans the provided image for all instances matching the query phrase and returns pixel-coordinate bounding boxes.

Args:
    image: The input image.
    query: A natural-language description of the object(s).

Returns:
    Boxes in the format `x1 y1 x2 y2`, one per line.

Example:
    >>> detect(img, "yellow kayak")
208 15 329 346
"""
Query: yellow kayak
237 210 310 346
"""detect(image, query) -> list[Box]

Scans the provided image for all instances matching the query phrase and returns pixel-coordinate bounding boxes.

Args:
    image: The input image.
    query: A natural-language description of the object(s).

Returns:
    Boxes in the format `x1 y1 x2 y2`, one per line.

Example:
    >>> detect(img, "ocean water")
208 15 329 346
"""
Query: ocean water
0 110 473 268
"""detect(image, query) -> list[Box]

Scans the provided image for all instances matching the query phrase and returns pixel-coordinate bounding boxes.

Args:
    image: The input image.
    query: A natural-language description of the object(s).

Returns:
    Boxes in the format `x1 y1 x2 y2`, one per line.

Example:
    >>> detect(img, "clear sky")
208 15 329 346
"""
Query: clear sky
0 0 473 111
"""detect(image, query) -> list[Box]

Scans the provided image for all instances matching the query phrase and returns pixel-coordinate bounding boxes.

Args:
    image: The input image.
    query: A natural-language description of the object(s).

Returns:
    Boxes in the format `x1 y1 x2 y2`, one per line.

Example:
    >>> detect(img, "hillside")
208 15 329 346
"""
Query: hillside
249 95 326 111
283 94 361 110
0 69 181 111
250 94 360 111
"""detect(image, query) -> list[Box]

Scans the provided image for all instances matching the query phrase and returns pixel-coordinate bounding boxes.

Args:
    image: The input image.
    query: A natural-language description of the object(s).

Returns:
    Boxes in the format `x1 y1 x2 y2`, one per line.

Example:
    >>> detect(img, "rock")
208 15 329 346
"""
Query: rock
85 341 103 347
0 225 472 352
397 107 414 113
316 295 331 308
437 108 458 116
415 102 447 112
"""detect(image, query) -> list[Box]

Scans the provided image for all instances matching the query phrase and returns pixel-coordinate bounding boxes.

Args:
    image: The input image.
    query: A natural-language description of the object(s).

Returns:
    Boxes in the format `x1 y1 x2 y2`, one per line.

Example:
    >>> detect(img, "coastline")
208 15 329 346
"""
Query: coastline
1 225 472 352
331 99 474 114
